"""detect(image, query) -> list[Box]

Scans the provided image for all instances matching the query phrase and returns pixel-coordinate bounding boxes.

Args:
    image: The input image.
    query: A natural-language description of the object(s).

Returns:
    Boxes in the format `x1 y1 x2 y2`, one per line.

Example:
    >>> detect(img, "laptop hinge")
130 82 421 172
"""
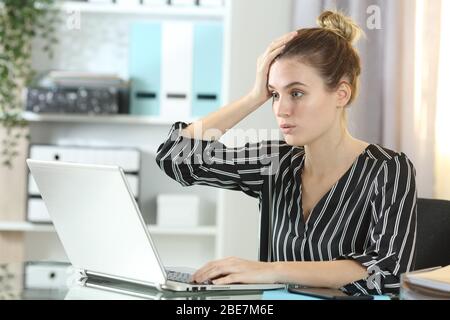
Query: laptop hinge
83 269 164 291
71 268 88 286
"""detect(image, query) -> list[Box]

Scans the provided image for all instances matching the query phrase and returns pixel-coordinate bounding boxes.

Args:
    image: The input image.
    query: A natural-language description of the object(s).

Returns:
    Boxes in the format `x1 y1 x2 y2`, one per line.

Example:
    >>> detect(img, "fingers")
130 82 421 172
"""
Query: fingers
258 44 287 77
250 31 298 104
271 31 298 47
194 266 222 283
265 31 298 54
265 44 287 64
212 274 241 285
192 257 239 284
192 261 216 283
260 31 298 71
192 260 223 283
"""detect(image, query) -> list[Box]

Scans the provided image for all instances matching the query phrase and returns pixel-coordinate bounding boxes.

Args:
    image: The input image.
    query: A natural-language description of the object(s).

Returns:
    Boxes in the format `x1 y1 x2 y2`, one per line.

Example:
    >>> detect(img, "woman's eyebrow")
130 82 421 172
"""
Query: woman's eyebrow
267 81 308 89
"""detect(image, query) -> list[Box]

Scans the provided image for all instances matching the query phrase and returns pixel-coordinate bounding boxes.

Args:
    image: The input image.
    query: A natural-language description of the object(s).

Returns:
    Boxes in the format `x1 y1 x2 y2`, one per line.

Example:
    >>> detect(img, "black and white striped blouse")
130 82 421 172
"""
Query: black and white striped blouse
156 121 417 295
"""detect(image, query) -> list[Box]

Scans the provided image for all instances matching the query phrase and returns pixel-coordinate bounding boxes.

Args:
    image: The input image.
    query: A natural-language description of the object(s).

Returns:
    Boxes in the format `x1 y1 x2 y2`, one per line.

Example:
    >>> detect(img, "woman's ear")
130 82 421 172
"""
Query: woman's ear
335 81 352 108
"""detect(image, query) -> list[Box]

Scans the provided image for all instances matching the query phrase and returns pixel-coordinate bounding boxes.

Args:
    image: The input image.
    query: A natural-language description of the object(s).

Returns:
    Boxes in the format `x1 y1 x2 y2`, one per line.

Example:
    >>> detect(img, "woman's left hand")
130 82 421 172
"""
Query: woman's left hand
192 257 277 285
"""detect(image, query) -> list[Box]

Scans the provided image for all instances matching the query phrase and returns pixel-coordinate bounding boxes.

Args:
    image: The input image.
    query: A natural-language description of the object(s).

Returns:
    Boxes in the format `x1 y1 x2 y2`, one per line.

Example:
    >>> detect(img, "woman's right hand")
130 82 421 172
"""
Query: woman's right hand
248 31 298 106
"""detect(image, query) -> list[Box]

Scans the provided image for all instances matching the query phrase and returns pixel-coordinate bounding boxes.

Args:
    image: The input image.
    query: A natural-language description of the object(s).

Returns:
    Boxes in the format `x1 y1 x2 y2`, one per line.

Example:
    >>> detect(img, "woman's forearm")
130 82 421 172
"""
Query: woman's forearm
181 93 264 141
272 260 368 289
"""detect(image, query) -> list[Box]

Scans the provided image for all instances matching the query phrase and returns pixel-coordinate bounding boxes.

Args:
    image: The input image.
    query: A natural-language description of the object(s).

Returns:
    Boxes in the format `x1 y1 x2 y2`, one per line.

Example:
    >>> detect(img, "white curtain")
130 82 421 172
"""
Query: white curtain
291 0 444 198
435 0 450 199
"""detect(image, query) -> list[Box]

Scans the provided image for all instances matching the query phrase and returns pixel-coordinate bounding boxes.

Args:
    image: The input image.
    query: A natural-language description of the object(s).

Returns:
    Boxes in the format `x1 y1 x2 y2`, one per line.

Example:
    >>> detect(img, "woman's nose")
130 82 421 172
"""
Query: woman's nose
275 100 293 117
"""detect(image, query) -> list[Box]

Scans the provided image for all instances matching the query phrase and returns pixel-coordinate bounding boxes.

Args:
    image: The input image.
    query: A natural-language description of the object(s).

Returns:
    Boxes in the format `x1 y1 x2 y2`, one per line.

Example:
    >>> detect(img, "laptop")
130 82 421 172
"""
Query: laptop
26 159 284 293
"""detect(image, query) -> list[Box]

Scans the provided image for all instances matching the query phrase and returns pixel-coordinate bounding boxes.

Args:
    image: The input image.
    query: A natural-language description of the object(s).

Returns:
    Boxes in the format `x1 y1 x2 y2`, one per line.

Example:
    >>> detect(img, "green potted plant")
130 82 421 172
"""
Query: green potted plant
0 0 58 168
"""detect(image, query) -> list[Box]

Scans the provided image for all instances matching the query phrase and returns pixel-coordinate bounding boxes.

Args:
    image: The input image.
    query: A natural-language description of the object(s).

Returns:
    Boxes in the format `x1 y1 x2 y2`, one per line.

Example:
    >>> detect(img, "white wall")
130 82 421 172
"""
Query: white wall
217 0 293 260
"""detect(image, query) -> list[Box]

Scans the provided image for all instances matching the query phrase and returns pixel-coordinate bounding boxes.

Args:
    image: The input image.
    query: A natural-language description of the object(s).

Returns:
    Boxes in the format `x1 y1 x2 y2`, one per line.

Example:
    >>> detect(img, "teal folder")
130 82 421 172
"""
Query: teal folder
192 21 224 117
129 22 162 116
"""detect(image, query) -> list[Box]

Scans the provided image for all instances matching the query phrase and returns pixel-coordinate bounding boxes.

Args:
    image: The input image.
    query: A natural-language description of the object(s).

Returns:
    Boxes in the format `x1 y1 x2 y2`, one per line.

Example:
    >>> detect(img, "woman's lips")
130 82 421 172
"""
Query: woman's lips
280 125 296 134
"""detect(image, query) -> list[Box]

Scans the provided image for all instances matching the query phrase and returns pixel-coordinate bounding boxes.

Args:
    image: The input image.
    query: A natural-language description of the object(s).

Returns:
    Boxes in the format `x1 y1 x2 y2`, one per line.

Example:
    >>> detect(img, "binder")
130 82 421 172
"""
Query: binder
159 21 193 118
130 22 162 116
129 20 224 119
192 21 223 117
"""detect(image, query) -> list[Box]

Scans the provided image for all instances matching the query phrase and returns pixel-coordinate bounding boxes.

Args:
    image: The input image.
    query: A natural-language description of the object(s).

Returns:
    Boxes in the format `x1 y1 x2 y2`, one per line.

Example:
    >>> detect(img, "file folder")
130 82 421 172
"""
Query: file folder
130 22 162 116
192 21 223 117
160 21 193 118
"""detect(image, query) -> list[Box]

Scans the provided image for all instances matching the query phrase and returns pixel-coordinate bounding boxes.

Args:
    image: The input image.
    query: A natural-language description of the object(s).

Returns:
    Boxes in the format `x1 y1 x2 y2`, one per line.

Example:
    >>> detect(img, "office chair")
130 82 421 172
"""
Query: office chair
414 198 450 270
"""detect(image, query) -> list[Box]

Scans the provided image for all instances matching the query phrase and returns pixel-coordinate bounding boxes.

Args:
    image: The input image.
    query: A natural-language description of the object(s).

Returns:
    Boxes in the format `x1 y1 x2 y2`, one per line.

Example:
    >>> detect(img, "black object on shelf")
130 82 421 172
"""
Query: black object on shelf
25 86 130 115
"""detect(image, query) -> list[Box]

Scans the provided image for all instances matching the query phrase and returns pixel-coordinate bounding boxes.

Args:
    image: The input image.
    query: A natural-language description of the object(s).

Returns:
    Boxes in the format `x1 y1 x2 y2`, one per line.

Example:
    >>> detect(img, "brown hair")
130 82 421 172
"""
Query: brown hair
278 10 363 106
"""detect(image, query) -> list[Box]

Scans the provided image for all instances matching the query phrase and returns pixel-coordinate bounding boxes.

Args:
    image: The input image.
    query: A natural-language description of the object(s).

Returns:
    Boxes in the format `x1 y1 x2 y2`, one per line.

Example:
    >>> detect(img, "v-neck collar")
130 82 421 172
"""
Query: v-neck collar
297 143 374 227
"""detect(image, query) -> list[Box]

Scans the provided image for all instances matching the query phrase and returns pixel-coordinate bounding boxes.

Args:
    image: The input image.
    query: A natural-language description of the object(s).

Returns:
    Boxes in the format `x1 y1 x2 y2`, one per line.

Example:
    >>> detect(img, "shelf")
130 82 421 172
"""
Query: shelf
0 221 217 236
148 225 217 236
0 222 55 232
22 111 197 125
57 1 226 18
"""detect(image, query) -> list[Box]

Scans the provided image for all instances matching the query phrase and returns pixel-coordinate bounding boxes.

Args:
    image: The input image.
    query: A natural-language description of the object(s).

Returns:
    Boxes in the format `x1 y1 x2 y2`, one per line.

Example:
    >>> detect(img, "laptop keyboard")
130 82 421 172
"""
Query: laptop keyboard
166 270 193 283
166 270 212 285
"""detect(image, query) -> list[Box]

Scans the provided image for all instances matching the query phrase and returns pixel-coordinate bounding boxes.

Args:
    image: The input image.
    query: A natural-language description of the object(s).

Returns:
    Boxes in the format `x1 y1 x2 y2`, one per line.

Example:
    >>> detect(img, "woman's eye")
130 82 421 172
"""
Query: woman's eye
292 91 304 98
271 91 303 100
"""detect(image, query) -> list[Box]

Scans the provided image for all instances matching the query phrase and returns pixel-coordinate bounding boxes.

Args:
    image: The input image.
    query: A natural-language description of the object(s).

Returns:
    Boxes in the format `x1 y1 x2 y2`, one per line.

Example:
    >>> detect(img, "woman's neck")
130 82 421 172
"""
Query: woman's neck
303 124 363 179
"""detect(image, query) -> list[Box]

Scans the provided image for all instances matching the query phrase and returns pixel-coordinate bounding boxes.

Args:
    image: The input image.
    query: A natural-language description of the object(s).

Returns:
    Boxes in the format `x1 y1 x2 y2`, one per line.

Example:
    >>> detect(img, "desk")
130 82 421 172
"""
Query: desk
0 261 390 300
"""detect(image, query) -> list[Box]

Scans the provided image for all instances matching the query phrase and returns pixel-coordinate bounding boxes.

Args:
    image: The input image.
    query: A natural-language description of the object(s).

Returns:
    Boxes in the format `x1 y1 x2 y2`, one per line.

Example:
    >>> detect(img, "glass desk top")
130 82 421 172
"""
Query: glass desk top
0 261 392 300
0 261 267 300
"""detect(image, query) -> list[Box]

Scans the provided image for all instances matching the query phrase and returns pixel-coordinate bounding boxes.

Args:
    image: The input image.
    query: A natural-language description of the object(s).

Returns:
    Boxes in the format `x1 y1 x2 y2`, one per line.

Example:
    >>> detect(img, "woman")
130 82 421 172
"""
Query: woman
155 10 417 295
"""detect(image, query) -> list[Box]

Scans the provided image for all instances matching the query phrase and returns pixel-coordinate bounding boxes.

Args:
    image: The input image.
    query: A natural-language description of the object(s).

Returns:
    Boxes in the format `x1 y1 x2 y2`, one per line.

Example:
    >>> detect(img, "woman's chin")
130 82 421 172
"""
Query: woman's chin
283 134 306 146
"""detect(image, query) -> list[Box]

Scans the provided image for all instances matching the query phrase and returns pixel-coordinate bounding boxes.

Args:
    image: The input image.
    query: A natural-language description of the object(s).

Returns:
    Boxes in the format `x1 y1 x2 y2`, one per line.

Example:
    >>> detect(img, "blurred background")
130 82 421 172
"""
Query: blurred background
0 0 448 279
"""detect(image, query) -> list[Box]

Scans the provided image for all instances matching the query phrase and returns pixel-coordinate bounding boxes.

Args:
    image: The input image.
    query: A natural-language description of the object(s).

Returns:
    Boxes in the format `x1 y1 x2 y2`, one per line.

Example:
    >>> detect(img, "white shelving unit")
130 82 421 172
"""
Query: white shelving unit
0 0 292 268
0 222 55 233
58 1 226 18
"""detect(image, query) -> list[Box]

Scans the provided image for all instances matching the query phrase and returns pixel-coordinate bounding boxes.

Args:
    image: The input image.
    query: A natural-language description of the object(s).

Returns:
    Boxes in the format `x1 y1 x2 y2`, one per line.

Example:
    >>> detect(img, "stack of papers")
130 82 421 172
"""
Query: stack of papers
401 265 450 299
47 71 126 88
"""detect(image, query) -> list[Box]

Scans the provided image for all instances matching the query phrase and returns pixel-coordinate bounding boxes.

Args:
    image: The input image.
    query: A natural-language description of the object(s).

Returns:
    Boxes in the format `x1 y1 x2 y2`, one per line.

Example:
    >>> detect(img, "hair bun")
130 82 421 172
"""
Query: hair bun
317 10 362 43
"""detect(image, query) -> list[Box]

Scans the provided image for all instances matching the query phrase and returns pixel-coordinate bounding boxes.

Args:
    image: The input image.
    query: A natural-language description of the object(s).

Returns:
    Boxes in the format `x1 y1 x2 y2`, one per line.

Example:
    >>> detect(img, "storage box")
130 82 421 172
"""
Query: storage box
29 145 141 172
24 262 72 289
27 198 50 223
156 194 201 227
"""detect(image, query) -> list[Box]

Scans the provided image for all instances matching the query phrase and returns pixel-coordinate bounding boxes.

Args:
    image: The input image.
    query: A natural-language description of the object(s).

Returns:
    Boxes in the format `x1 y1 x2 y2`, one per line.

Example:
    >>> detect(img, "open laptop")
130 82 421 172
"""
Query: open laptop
26 159 284 293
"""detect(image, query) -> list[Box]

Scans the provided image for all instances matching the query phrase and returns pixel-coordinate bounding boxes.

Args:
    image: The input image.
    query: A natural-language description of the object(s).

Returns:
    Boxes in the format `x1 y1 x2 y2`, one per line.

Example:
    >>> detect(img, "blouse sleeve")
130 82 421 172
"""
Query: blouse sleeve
338 153 418 295
155 121 283 199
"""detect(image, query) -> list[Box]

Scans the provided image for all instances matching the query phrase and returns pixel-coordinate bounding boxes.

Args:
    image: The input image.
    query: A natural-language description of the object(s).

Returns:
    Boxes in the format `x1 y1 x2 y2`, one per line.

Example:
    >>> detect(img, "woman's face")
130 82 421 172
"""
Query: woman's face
268 58 342 147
